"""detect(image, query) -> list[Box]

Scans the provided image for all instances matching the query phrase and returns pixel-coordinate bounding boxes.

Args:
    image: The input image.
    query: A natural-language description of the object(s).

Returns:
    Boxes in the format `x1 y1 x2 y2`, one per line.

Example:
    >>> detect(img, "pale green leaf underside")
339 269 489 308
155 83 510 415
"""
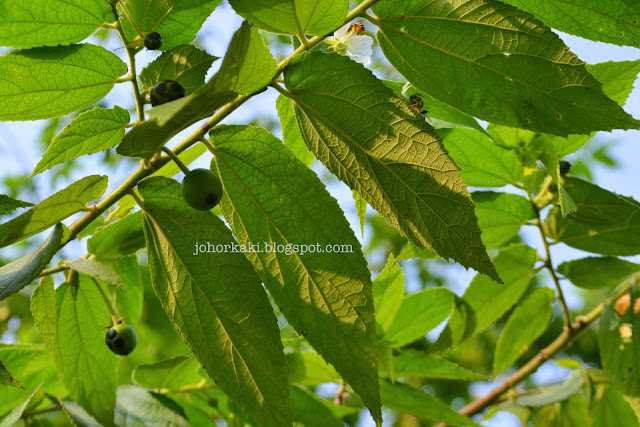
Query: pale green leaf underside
132 355 202 390
276 95 315 166
0 195 33 216
115 385 190 426
219 21 278 95
67 259 123 290
284 52 500 282
112 256 144 327
55 276 117 426
558 257 640 289
0 44 127 121
120 0 222 50
229 0 348 36
443 128 522 188
0 384 42 427
30 276 57 353
210 125 381 422
139 45 218 95
373 0 640 136
286 351 340 386
0 224 64 301
493 287 554 376
473 192 536 250
87 211 144 260
32 107 130 176
380 380 480 427
139 177 292 427
502 0 640 48
0 0 115 49
0 175 108 248
517 370 585 407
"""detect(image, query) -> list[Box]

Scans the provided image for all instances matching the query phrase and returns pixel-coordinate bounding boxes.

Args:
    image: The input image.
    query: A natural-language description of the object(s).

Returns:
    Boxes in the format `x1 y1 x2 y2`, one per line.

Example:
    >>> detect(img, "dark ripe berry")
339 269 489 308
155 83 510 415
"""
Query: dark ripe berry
150 80 186 107
181 168 224 211
144 32 163 50
559 160 572 176
105 323 138 356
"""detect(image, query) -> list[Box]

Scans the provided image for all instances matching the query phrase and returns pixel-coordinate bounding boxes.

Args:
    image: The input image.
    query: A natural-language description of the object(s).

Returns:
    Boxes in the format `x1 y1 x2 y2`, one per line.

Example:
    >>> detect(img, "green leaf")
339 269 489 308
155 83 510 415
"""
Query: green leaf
587 60 640 107
0 195 33 216
396 242 437 262
562 177 640 226
383 80 486 133
276 96 314 166
290 385 342 427
388 350 487 381
132 355 202 390
0 361 22 389
55 275 117 426
517 371 584 407
0 44 127 121
442 129 522 188
353 190 367 237
31 107 130 176
0 344 62 416
139 176 292 427
0 384 42 427
112 256 144 327
599 287 640 396
501 0 640 48
373 0 640 136
382 288 455 348
87 211 145 260
30 276 57 353
373 255 405 335
218 21 277 94
286 351 341 386
284 52 500 282
210 125 381 423
0 0 115 49
380 380 480 427
558 257 640 290
116 69 236 159
58 401 100 427
473 192 535 250
139 45 218 95
0 175 107 248
115 385 190 426
119 0 222 50
229 0 348 36
594 387 639 427
66 259 123 290
493 287 554 376
78 216 105 241
544 206 640 256
0 224 64 301
433 244 538 351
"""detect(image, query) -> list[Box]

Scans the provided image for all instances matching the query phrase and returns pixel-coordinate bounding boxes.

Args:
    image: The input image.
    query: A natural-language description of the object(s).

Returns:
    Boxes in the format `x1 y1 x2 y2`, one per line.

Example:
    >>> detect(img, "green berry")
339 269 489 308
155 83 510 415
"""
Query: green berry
144 32 163 50
105 323 137 356
150 80 185 107
181 168 223 211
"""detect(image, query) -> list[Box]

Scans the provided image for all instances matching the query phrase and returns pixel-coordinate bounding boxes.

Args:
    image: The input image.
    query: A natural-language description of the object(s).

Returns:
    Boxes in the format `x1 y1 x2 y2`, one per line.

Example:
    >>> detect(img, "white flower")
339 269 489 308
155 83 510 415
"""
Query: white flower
326 23 374 65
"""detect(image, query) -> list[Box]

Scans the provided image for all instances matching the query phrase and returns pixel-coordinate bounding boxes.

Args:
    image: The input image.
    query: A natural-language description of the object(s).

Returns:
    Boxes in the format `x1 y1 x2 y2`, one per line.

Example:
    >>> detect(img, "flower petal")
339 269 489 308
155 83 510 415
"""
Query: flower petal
334 23 350 40
346 35 374 56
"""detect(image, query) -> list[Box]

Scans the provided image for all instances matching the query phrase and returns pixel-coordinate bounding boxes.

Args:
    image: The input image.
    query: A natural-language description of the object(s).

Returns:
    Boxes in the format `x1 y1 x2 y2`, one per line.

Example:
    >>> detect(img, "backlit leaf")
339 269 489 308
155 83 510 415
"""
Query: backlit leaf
290 385 343 427
276 95 315 166
0 384 42 427
286 351 341 386
0 44 127 121
472 192 535 249
373 255 405 335
0 196 33 216
115 385 190 426
373 0 640 136
284 52 500 282
559 257 640 290
594 387 640 427
132 355 202 390
87 211 144 260
139 176 292 427
587 60 640 107
67 259 123 290
389 350 487 381
0 361 22 389
30 276 57 353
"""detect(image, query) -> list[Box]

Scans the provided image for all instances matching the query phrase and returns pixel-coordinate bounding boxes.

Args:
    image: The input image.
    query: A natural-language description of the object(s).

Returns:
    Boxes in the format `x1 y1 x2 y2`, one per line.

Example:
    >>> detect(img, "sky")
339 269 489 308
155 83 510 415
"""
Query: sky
1 2 640 426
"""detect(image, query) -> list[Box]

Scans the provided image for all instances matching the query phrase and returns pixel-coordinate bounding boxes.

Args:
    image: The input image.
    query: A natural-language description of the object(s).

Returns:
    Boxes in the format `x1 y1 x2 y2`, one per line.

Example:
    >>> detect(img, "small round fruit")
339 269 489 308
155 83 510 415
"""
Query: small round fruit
181 168 223 211
150 80 185 106
144 32 163 50
105 323 138 356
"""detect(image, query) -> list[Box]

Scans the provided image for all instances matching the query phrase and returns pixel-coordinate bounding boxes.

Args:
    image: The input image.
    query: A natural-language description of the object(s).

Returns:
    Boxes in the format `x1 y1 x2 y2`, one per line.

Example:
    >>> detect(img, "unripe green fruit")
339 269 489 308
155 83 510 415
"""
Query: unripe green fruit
105 323 137 356
181 168 223 211
144 32 163 50
150 80 185 107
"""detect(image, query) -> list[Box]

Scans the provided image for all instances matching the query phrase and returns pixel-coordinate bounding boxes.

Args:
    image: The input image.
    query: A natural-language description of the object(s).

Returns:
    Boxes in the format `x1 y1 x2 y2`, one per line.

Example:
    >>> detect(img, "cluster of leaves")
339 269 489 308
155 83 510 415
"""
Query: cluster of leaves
0 0 640 426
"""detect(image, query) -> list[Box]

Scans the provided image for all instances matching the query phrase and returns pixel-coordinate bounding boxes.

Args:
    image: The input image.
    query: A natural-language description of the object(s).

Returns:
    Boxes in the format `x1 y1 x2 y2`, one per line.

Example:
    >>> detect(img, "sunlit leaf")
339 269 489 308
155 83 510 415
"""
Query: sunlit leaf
0 361 22 389
290 385 342 427
587 60 640 107
276 95 315 166
388 350 487 381
286 351 340 386
559 257 640 290
67 259 123 291
373 255 405 335
30 276 57 353
115 385 190 426
132 355 202 390
0 384 42 427
87 211 144 260
0 196 33 216
472 192 535 249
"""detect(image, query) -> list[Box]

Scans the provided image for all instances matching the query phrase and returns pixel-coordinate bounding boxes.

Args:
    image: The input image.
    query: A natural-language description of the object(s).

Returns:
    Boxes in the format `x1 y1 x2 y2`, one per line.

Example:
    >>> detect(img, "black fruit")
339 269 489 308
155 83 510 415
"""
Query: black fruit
150 80 185 106
105 323 138 356
144 32 163 50
559 160 572 176
181 168 224 211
